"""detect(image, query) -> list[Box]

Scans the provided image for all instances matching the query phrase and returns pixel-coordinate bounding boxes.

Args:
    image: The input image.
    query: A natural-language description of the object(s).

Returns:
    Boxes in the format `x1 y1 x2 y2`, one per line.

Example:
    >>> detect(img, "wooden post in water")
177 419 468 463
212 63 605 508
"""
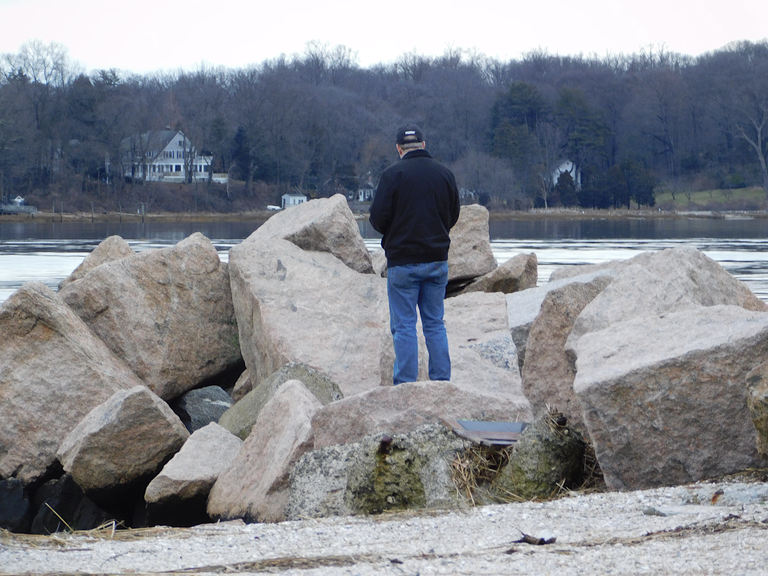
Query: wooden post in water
60 201 63 222
52 201 55 223
91 202 94 223
141 202 145 223
119 203 122 223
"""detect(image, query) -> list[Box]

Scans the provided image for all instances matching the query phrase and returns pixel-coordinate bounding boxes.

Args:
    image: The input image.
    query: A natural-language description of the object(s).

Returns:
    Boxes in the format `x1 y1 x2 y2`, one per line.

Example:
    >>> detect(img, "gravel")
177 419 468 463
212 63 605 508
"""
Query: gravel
2 479 767 575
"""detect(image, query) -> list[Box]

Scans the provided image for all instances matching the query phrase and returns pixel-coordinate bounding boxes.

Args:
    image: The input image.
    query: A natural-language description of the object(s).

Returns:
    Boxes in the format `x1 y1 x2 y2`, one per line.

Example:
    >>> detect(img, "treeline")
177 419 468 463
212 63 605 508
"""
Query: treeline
1 39 767 212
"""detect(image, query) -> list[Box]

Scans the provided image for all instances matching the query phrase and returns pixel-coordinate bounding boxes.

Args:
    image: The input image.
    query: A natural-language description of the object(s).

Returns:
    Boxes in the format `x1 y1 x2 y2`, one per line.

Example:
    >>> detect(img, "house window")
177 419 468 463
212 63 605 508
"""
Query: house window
178 140 183 146
175 165 181 172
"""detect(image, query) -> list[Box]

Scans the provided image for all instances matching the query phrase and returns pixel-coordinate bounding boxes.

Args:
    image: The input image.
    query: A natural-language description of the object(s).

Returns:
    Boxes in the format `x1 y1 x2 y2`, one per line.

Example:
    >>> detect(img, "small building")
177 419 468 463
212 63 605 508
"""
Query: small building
11 196 25 206
281 193 307 209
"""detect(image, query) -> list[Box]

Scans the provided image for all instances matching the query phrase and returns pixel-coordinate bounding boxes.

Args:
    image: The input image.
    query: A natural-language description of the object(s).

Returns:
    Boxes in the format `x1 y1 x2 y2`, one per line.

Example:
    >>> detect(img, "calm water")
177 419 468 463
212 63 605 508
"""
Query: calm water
2 216 768 304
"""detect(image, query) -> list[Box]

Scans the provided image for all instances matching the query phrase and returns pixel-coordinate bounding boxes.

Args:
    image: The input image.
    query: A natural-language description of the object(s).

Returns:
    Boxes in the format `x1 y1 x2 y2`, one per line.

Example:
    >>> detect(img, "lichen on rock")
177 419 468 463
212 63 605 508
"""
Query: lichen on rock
492 412 585 501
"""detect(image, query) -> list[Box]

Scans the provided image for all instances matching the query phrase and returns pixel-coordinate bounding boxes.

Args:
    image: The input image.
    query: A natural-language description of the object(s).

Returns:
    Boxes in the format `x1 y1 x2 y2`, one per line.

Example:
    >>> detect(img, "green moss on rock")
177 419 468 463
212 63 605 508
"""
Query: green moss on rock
492 415 585 501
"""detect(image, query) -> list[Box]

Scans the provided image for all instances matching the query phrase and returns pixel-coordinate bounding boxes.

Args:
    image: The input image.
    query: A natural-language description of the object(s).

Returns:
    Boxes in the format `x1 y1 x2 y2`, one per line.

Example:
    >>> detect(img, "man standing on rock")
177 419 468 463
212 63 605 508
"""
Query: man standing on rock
369 124 460 385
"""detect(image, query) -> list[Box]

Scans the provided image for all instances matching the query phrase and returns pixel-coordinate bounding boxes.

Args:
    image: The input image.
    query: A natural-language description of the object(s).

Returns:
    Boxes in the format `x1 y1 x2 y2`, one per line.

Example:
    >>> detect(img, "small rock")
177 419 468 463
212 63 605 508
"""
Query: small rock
170 386 234 434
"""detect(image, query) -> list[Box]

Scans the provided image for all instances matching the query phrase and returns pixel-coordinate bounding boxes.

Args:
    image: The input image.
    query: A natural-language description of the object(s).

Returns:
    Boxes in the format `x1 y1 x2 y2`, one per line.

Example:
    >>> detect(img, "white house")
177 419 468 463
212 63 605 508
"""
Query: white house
356 188 375 202
552 160 581 190
118 130 217 183
281 193 307 209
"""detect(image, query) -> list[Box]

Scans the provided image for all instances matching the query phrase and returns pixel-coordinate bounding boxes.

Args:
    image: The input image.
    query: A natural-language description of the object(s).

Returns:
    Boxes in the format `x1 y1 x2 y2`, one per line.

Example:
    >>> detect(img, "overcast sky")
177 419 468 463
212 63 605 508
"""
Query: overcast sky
1 0 766 74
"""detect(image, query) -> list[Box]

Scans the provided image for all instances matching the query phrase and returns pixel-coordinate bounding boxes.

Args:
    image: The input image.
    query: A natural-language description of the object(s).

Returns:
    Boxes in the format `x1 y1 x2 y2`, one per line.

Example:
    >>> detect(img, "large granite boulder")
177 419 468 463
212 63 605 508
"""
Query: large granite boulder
57 386 189 495
521 275 613 427
145 423 241 505
567 247 767 347
59 233 242 400
446 204 496 285
219 363 343 440
0 282 141 485
286 423 471 520
454 252 538 296
251 193 374 274
207 380 322 523
228 236 392 396
170 386 234 434
506 269 617 370
571 305 768 490
58 235 134 290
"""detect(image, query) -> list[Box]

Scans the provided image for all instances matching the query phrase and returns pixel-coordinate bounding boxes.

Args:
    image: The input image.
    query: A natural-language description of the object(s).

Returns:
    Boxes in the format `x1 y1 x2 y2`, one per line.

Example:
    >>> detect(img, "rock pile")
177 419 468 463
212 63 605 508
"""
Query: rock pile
2 195 768 534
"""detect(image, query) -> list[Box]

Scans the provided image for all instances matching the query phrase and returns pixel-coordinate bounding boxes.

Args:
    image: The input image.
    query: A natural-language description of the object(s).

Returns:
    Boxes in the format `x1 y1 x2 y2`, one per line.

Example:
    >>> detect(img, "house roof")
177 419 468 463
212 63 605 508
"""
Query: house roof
121 130 186 154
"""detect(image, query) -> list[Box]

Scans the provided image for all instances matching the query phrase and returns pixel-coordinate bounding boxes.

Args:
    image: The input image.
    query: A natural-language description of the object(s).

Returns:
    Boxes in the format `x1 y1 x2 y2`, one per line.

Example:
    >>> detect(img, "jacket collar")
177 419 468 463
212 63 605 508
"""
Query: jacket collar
402 149 432 160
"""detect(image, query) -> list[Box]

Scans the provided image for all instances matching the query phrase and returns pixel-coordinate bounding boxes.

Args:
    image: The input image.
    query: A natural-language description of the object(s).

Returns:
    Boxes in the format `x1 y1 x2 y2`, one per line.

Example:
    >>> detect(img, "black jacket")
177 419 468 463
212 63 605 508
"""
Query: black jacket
369 149 460 267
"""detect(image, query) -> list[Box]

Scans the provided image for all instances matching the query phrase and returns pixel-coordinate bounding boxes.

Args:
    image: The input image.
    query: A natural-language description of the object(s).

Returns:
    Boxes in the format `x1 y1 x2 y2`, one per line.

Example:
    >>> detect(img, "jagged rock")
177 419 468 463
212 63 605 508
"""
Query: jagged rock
0 282 141 485
745 361 768 456
58 235 134 290
454 252 538 296
287 423 471 520
521 275 613 427
0 479 32 533
444 291 527 398
207 380 322 523
370 248 388 277
567 247 767 348
311 381 532 450
228 236 393 396
446 204 497 285
251 193 374 274
492 414 585 501
219 363 343 440
30 474 111 535
57 386 189 494
170 386 234 434
145 423 241 504
231 369 254 402
572 305 768 490
505 269 617 371
59 233 242 400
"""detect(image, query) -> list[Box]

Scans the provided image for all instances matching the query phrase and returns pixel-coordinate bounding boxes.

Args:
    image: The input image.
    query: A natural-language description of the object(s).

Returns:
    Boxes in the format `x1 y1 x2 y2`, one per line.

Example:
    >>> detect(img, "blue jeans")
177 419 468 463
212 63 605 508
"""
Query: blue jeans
387 261 451 385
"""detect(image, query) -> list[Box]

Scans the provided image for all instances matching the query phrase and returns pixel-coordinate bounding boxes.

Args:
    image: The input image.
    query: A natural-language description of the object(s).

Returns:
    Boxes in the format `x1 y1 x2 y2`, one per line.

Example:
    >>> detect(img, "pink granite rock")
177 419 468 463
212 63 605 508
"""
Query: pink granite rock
57 386 189 493
572 305 767 490
207 380 322 522
446 204 496 283
59 233 241 400
228 237 392 396
0 283 141 484
58 235 134 290
249 194 373 274
145 423 242 504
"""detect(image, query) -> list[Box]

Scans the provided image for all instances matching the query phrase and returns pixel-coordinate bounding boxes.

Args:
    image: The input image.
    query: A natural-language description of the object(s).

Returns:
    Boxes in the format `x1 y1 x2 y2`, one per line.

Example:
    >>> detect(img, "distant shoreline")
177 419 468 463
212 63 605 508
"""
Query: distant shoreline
2 207 768 224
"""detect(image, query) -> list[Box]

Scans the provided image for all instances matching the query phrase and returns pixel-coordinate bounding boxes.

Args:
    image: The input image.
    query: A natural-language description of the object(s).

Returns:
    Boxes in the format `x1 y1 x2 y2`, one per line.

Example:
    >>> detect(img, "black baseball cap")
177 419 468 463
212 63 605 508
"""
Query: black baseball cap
396 124 424 145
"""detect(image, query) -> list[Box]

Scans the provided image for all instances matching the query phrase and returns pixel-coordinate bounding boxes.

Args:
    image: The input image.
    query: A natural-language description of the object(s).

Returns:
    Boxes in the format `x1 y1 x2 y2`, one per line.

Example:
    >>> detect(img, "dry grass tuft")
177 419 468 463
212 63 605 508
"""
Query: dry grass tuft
450 445 512 505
